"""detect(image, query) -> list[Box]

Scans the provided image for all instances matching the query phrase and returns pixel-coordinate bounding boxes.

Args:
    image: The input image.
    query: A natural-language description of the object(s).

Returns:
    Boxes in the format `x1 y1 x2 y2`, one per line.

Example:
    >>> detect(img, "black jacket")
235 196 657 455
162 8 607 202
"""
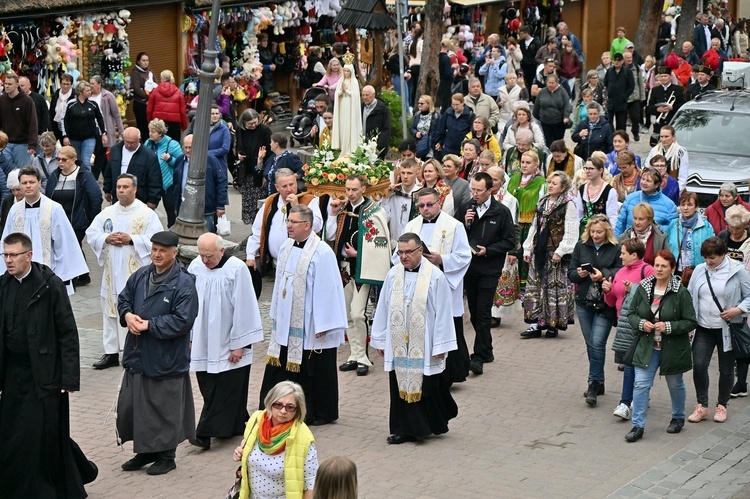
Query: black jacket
572 117 614 158
568 239 622 322
362 99 392 158
45 164 103 231
236 124 272 186
62 98 106 141
0 263 80 398
603 66 635 112
118 261 199 380
104 143 163 205
686 81 717 101
647 84 685 125
438 52 455 110
29 91 50 133
455 197 516 277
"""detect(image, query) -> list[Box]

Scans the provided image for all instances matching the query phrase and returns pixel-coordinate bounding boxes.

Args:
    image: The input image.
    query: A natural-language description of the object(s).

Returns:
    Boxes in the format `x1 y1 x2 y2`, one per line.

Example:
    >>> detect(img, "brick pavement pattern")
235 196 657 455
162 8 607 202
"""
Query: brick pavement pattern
60 136 750 498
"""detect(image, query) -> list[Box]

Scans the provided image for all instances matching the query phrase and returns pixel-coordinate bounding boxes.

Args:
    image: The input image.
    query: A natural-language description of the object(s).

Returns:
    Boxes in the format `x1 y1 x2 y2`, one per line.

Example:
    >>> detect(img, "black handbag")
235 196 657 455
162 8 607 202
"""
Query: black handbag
705 275 750 363
622 332 642 366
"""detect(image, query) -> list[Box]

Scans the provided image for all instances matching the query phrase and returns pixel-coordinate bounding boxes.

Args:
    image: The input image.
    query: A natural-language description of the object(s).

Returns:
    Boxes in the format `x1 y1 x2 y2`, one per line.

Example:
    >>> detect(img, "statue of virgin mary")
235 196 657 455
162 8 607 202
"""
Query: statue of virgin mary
331 60 362 155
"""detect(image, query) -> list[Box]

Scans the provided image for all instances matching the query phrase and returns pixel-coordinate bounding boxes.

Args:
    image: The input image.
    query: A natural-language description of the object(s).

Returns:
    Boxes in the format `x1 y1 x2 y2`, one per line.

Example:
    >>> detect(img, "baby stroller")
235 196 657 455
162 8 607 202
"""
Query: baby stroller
288 87 328 147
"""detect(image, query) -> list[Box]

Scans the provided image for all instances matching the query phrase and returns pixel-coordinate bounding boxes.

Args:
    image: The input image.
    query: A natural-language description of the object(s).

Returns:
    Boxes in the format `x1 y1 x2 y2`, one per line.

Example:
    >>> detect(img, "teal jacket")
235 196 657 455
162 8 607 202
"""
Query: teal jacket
144 135 182 191
666 213 715 269
627 275 696 375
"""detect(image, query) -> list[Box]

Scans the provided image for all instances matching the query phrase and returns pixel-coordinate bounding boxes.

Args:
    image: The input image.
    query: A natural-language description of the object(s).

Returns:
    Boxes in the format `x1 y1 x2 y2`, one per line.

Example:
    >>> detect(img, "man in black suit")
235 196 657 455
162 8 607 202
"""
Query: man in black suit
103 127 162 208
647 66 685 142
455 172 516 376
687 65 717 100
694 13 712 57
603 53 635 132
361 85 391 159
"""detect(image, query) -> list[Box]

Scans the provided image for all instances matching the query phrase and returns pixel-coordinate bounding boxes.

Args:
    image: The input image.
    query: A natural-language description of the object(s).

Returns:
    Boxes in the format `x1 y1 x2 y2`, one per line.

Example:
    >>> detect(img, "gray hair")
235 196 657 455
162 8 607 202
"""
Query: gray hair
720 182 739 199
468 77 481 87
197 232 224 251
290 204 313 224
263 381 307 423
515 128 534 144
90 75 103 85
586 102 604 114
148 118 168 136
726 204 750 228
586 69 599 80
117 173 138 188
6 169 19 190
274 168 296 182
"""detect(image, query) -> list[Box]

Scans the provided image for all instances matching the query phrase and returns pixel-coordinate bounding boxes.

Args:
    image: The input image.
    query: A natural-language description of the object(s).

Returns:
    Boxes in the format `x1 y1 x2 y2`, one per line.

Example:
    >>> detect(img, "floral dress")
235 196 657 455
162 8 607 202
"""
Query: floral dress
492 188 521 318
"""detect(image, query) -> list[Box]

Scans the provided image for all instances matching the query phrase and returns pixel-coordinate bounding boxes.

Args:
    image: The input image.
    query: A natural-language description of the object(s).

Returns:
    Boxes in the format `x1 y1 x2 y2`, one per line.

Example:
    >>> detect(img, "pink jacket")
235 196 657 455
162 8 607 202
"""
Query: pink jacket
314 72 342 102
604 260 654 316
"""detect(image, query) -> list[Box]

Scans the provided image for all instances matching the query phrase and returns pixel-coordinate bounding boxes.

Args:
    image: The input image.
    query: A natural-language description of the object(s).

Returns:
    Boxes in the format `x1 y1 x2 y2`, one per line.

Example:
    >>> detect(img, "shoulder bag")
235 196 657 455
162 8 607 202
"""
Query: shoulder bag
705 274 750 363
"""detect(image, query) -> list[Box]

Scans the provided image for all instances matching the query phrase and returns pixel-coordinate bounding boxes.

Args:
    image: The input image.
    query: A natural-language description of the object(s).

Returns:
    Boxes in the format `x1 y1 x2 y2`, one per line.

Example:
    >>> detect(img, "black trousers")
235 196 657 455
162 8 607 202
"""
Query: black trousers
407 65 420 108
626 101 641 138
92 136 106 181
693 326 734 407
464 271 499 362
162 185 176 228
541 121 566 148
133 101 149 143
609 109 628 133
446 316 470 383
165 122 182 143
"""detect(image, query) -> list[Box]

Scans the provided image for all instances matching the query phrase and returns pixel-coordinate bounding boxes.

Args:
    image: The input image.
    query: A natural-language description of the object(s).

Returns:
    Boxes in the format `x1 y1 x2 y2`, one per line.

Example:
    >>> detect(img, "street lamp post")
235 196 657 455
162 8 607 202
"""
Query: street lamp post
170 0 222 243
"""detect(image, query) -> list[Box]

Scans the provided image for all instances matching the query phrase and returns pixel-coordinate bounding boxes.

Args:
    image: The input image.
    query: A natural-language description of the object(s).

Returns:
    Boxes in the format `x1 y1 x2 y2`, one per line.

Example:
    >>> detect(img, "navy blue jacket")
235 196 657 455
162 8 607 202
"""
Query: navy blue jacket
208 121 231 166
572 117 614 159
261 151 303 196
104 143 163 206
172 153 228 216
118 261 198 380
45 163 102 231
431 105 475 156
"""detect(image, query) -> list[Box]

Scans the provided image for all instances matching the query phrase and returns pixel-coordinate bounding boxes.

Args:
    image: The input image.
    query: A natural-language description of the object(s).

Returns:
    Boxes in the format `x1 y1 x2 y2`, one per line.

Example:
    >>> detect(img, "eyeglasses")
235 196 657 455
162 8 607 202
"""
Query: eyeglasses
652 164 667 168
417 202 437 209
418 101 426 105
397 247 422 256
2 251 30 260
286 219 308 225
271 402 297 412
582 166 596 171
55 157 71 162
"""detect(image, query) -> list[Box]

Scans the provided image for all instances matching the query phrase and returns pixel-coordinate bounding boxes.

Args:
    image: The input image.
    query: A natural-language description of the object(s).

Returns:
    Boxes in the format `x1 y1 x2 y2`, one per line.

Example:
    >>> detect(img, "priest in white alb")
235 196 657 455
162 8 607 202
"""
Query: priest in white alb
85 173 164 370
0 166 88 294
394 187 472 384
259 204 348 426
373 232 458 445
187 233 264 450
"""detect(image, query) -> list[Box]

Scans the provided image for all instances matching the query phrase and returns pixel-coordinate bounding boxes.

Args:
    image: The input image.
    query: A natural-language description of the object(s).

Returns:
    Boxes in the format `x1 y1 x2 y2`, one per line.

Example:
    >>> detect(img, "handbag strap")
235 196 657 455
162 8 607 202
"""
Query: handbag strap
705 273 725 313
640 264 646 281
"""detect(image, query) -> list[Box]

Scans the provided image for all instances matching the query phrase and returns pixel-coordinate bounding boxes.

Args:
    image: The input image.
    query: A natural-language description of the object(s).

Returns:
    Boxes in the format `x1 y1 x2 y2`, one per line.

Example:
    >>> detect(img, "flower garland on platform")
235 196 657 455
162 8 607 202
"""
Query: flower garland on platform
304 135 392 187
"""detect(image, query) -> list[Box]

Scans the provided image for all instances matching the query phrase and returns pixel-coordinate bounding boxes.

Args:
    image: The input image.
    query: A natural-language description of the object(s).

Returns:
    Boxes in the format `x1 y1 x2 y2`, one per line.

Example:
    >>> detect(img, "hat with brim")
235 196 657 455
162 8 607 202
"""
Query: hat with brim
657 66 672 75
696 65 713 76
151 231 180 247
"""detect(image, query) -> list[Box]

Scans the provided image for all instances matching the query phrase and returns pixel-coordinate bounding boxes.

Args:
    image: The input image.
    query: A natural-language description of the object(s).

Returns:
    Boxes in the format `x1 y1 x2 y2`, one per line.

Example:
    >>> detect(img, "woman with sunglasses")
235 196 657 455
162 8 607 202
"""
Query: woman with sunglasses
233 381 318 499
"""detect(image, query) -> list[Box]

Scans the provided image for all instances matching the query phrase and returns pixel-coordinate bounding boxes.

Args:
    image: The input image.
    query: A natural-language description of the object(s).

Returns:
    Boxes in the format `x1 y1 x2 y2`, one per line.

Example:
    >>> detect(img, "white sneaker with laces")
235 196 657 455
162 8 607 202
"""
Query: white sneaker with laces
613 403 631 420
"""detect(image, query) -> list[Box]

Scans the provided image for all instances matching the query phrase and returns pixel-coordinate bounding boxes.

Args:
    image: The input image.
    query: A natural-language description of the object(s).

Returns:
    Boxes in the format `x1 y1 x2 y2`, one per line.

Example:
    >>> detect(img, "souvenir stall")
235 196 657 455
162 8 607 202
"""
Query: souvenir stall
183 0 343 126
0 9 133 114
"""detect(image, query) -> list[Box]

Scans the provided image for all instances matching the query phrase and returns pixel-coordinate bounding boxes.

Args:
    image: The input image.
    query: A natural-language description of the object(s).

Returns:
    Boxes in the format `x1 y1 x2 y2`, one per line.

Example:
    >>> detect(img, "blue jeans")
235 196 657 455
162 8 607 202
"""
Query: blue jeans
204 213 216 233
620 364 635 406
632 348 686 428
576 305 613 384
391 75 409 110
69 138 95 171
3 143 32 169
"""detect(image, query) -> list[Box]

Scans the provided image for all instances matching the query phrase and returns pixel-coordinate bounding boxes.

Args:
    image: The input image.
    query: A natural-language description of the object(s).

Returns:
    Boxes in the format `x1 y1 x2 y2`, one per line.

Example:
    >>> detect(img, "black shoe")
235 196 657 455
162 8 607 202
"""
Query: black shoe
520 328 542 339
147 459 177 475
483 355 494 363
545 328 558 338
585 382 599 407
617 364 625 371
189 437 210 450
491 318 501 328
731 382 748 398
339 361 357 372
469 358 484 375
667 418 685 434
356 364 369 376
93 353 119 370
73 274 91 287
308 418 332 426
122 453 157 471
625 427 644 442
582 383 606 397
633 133 640 142
386 434 417 445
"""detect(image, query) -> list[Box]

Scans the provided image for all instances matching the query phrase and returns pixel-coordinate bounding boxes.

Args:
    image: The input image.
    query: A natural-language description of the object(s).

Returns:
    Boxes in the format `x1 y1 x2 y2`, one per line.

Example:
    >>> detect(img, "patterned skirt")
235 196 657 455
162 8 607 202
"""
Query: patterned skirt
522 250 575 329
241 181 265 225
518 223 532 289
492 255 521 318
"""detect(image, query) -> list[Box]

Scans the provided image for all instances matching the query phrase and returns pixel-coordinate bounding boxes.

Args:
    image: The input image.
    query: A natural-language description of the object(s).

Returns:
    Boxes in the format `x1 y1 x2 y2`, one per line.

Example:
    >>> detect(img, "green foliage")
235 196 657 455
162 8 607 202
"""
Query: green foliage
379 89 407 149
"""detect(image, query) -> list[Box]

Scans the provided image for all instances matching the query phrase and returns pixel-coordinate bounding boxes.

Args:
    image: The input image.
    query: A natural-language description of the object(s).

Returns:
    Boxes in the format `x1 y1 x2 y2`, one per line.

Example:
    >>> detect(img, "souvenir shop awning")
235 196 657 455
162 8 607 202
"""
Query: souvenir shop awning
449 0 505 5
384 0 426 6
334 0 396 31
0 0 176 19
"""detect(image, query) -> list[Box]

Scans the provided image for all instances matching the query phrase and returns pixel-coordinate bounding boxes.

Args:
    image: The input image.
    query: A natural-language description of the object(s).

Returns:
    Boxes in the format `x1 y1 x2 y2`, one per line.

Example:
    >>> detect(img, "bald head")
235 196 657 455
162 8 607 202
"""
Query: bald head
361 85 376 105
18 76 31 94
197 233 225 269
182 134 193 159
123 127 141 151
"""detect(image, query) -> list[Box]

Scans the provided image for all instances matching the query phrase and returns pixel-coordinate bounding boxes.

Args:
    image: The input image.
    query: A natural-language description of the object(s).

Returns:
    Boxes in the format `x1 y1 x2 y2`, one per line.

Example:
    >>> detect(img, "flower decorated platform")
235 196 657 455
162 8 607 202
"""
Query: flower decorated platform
303 136 392 199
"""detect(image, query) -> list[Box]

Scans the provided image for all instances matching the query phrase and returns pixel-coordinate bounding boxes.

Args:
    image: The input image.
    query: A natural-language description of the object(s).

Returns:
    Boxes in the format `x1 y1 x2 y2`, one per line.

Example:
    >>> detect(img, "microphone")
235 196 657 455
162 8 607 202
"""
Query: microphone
467 201 478 229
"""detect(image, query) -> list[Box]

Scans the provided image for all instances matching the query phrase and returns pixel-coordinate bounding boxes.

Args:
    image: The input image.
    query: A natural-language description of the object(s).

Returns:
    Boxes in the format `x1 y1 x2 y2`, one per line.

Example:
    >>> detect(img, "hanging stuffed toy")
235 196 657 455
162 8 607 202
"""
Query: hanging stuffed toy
0 30 14 72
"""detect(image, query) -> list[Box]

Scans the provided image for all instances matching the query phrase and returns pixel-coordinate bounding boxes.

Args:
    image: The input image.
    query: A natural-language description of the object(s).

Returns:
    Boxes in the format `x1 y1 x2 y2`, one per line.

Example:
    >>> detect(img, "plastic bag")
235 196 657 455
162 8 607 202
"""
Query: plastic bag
217 214 231 236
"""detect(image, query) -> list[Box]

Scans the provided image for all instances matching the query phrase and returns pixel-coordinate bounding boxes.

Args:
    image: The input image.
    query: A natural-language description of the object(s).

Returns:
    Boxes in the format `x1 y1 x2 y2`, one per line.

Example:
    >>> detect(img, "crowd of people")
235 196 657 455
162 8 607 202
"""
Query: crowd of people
3 6 750 498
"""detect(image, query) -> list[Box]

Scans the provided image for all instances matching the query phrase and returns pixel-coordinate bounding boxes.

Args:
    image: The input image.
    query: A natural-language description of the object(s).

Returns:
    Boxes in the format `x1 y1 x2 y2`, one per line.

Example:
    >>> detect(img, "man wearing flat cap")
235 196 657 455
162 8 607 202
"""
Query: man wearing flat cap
115 230 199 476
687 65 717 100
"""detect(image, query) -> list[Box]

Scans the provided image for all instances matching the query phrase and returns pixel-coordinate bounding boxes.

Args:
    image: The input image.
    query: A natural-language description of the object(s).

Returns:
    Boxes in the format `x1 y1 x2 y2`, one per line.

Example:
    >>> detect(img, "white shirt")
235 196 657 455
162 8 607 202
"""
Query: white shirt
121 145 139 174
247 196 323 261
476 198 491 219
248 442 317 499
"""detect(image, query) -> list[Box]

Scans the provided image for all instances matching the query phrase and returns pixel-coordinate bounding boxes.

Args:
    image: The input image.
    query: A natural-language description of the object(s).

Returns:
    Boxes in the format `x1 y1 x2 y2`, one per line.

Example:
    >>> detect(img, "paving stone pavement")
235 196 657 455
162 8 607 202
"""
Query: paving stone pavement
62 135 750 498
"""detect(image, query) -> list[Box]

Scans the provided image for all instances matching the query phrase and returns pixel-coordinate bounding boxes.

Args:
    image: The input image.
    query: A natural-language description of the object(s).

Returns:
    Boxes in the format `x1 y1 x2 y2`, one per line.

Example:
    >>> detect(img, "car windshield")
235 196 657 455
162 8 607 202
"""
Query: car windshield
672 109 750 157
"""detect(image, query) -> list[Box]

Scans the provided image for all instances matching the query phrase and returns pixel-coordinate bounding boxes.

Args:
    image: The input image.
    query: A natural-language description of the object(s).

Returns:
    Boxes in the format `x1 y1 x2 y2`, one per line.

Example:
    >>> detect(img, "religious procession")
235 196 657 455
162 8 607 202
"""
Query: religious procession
4 0 750 497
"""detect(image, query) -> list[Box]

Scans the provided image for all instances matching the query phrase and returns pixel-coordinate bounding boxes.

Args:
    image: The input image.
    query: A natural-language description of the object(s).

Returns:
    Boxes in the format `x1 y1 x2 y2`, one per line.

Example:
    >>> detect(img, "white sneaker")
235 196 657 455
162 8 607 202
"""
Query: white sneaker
613 403 631 420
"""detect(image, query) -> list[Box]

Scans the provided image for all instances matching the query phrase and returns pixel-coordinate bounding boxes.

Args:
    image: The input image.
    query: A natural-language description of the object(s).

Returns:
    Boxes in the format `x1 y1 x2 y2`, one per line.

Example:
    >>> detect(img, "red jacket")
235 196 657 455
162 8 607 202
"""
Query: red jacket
705 197 750 234
146 82 188 130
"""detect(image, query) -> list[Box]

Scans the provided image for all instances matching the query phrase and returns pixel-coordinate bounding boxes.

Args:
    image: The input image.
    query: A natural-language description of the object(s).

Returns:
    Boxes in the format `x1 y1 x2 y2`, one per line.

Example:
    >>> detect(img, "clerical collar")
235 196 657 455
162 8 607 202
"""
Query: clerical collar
25 197 41 209
14 265 32 282
423 213 440 224
213 253 231 269
405 264 421 273
293 238 309 249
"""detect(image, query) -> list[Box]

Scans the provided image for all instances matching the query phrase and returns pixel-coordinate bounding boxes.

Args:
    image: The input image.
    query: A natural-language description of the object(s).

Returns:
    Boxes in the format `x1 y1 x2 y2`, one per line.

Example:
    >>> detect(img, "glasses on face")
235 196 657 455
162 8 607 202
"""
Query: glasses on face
286 219 307 225
397 247 421 256
2 251 30 260
652 163 667 169
271 402 297 412
417 202 437 209
470 188 486 194
582 166 596 171
55 157 71 162
418 101 426 105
